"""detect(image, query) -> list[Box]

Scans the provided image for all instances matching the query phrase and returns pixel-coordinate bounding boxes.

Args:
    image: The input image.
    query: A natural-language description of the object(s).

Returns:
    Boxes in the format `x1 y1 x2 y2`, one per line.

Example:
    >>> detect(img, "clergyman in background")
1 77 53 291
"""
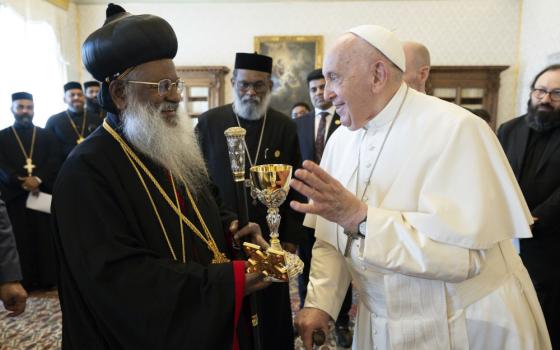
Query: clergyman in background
498 64 560 349
0 92 60 292
197 52 304 350
46 82 102 158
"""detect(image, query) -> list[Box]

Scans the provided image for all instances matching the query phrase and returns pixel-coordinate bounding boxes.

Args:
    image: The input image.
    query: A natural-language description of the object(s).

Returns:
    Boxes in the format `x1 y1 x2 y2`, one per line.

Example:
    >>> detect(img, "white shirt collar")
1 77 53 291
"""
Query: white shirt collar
364 82 408 130
314 105 336 117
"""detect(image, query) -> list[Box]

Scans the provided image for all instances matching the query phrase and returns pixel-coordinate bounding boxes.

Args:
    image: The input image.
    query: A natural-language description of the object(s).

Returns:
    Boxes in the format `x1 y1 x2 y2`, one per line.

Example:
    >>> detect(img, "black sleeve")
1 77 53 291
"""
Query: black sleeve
278 121 306 245
0 197 22 283
532 186 560 234
35 130 63 193
52 156 239 349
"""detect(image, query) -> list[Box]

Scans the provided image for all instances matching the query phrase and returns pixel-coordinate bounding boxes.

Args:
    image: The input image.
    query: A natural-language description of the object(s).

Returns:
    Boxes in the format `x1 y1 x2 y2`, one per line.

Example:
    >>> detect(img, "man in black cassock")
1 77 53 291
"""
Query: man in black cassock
0 92 61 291
46 81 102 158
498 64 560 349
196 52 304 350
52 4 269 350
84 80 106 121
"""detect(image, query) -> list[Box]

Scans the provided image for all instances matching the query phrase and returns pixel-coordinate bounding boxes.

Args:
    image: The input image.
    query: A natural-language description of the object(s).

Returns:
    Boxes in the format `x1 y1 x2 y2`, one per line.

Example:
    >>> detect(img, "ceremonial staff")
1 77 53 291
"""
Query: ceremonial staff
224 127 262 350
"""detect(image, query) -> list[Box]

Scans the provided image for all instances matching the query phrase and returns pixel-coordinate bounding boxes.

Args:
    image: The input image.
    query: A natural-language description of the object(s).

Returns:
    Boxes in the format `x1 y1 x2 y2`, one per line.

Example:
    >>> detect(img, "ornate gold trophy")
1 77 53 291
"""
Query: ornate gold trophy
224 127 304 282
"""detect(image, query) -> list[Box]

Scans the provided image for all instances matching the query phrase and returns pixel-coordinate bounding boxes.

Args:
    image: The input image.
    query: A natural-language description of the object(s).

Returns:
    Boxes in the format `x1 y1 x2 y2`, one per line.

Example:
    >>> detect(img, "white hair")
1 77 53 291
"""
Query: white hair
232 89 272 120
121 86 208 193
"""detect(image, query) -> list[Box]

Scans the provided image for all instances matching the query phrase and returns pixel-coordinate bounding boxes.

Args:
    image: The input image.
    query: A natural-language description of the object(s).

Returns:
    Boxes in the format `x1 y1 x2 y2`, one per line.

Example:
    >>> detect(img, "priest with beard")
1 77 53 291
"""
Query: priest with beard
52 4 270 350
46 81 102 158
498 64 560 348
84 80 106 121
196 52 304 350
0 92 61 291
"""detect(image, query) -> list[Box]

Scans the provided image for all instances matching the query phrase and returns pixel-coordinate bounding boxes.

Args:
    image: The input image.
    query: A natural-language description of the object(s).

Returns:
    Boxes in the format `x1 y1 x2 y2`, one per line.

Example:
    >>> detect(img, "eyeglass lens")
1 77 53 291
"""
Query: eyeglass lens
532 88 560 101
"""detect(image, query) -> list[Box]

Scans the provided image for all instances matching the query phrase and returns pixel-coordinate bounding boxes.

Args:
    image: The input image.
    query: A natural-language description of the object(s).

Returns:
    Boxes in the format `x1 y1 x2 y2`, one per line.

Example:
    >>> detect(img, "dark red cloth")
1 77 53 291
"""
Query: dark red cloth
232 260 245 350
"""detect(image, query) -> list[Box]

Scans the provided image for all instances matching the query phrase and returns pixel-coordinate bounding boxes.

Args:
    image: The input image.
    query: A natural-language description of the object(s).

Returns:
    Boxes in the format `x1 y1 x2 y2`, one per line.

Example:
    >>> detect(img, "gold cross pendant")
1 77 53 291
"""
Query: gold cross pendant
77 137 85 144
23 158 35 176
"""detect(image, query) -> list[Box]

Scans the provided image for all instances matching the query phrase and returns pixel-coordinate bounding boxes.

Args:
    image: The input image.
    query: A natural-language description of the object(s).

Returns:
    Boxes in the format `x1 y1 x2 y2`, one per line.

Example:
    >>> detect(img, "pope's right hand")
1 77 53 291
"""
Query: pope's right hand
295 307 331 350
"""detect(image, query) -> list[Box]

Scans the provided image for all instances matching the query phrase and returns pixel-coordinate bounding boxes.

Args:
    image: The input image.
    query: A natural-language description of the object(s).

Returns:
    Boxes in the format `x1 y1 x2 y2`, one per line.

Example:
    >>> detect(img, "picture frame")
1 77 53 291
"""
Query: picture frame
254 35 323 117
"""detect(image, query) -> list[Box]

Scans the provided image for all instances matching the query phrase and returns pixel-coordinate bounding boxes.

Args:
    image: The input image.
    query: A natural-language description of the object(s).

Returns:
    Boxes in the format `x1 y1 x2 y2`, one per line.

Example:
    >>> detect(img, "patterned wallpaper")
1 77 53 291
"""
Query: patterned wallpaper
77 0 521 123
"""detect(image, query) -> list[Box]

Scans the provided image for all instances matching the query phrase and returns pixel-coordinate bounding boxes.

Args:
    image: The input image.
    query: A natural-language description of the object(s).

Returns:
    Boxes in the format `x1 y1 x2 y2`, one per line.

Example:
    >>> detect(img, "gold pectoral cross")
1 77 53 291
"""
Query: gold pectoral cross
24 158 35 176
77 137 85 144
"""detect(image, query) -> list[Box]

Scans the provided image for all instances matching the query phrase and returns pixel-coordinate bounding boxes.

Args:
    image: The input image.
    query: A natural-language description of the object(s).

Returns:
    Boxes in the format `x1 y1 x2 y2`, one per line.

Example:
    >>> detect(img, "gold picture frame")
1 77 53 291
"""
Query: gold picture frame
254 35 323 116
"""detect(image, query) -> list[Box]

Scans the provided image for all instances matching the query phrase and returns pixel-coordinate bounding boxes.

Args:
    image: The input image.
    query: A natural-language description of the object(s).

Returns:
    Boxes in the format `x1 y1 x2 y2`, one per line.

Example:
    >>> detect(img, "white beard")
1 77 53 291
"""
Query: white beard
121 93 208 193
232 90 272 120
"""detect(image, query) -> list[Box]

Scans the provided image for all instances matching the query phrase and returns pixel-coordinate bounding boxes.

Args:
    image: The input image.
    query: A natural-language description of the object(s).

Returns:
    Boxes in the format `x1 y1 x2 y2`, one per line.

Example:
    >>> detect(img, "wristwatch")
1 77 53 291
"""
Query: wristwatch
357 216 367 237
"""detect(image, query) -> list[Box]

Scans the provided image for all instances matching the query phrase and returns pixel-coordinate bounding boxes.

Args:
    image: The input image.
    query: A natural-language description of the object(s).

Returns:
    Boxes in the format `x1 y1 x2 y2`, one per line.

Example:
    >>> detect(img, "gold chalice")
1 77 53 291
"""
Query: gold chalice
249 164 304 282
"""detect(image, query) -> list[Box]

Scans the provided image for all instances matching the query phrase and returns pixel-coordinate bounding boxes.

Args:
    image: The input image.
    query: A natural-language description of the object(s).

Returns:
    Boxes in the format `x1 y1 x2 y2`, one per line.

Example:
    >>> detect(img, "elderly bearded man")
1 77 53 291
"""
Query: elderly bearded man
196 52 304 350
292 25 551 350
51 4 270 350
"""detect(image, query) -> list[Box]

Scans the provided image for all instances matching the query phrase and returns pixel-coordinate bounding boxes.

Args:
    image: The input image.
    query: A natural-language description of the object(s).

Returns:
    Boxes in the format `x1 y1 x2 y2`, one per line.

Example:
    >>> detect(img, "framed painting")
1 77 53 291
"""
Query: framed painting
254 35 323 117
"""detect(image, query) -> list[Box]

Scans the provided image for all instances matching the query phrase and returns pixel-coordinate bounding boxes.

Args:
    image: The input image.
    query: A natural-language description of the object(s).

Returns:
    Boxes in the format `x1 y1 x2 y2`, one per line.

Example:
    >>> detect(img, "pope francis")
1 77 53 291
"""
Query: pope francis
291 25 552 350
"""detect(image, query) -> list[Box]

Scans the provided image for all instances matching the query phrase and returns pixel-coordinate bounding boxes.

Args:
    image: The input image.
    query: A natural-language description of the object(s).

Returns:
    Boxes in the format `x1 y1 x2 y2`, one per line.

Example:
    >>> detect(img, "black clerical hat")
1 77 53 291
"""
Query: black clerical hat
64 81 83 92
84 81 100 89
11 92 33 101
81 3 178 82
307 68 324 83
234 53 273 74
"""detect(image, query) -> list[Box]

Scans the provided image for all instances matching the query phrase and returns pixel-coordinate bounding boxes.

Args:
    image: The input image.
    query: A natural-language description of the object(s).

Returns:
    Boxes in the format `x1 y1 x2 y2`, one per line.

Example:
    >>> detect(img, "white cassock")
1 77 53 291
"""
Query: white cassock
303 83 551 350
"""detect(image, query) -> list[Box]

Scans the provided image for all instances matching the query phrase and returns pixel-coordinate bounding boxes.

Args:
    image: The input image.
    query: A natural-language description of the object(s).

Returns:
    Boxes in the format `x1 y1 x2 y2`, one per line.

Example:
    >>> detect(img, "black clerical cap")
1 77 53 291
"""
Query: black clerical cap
64 81 83 92
84 80 100 89
81 3 178 82
307 68 324 83
11 92 33 101
234 53 273 74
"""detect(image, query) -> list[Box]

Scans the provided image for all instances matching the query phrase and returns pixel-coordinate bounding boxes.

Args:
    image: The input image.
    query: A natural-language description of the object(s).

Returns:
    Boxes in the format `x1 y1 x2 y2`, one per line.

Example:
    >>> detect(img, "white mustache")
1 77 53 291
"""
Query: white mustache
159 102 179 111
241 96 261 103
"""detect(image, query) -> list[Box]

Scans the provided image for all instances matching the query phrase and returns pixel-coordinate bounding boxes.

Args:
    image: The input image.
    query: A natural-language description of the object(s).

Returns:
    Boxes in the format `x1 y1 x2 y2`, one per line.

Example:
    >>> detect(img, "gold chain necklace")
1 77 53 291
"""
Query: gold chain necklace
65 109 87 144
103 120 229 264
11 126 37 176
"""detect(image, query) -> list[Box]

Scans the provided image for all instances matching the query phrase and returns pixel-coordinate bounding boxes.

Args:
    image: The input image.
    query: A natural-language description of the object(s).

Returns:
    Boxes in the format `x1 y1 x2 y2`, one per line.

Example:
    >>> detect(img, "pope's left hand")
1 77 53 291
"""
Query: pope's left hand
230 220 269 250
290 160 367 233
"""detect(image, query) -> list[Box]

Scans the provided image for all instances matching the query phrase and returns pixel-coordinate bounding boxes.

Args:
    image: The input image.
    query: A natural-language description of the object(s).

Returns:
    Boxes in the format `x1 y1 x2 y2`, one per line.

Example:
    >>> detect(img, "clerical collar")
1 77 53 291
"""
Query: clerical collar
364 82 408 130
314 105 335 117
13 121 34 129
67 109 83 117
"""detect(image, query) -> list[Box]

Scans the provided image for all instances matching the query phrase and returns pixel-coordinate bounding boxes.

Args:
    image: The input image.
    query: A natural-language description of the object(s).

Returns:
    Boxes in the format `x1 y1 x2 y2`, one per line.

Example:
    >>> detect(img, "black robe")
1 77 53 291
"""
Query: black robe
0 124 61 290
86 98 107 121
196 104 305 350
45 108 102 158
52 113 251 350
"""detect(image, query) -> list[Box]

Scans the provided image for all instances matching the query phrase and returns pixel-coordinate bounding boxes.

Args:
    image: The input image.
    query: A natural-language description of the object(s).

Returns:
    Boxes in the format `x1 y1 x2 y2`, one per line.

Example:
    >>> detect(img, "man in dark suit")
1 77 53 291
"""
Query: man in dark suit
294 68 353 348
498 64 560 349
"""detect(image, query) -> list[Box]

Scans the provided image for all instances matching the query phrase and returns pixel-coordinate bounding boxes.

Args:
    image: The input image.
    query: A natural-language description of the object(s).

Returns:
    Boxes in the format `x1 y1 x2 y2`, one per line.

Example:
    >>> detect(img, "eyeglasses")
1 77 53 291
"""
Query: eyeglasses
234 80 268 93
531 87 560 102
126 79 185 96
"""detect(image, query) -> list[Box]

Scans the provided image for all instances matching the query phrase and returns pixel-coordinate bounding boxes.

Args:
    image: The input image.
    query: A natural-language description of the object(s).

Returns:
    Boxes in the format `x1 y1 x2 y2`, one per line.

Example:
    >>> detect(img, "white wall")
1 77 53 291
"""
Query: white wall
77 0 520 124
515 0 560 119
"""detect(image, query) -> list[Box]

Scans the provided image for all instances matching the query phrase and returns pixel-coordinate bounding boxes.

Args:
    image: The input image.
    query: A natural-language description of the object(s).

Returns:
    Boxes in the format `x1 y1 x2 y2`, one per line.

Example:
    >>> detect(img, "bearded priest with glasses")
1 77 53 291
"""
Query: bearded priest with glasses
51 4 270 350
196 52 305 350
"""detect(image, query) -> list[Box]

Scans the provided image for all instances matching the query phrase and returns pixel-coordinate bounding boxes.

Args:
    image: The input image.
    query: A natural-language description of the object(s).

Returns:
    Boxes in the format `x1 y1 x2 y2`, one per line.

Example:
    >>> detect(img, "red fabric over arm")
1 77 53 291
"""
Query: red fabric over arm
232 260 245 350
